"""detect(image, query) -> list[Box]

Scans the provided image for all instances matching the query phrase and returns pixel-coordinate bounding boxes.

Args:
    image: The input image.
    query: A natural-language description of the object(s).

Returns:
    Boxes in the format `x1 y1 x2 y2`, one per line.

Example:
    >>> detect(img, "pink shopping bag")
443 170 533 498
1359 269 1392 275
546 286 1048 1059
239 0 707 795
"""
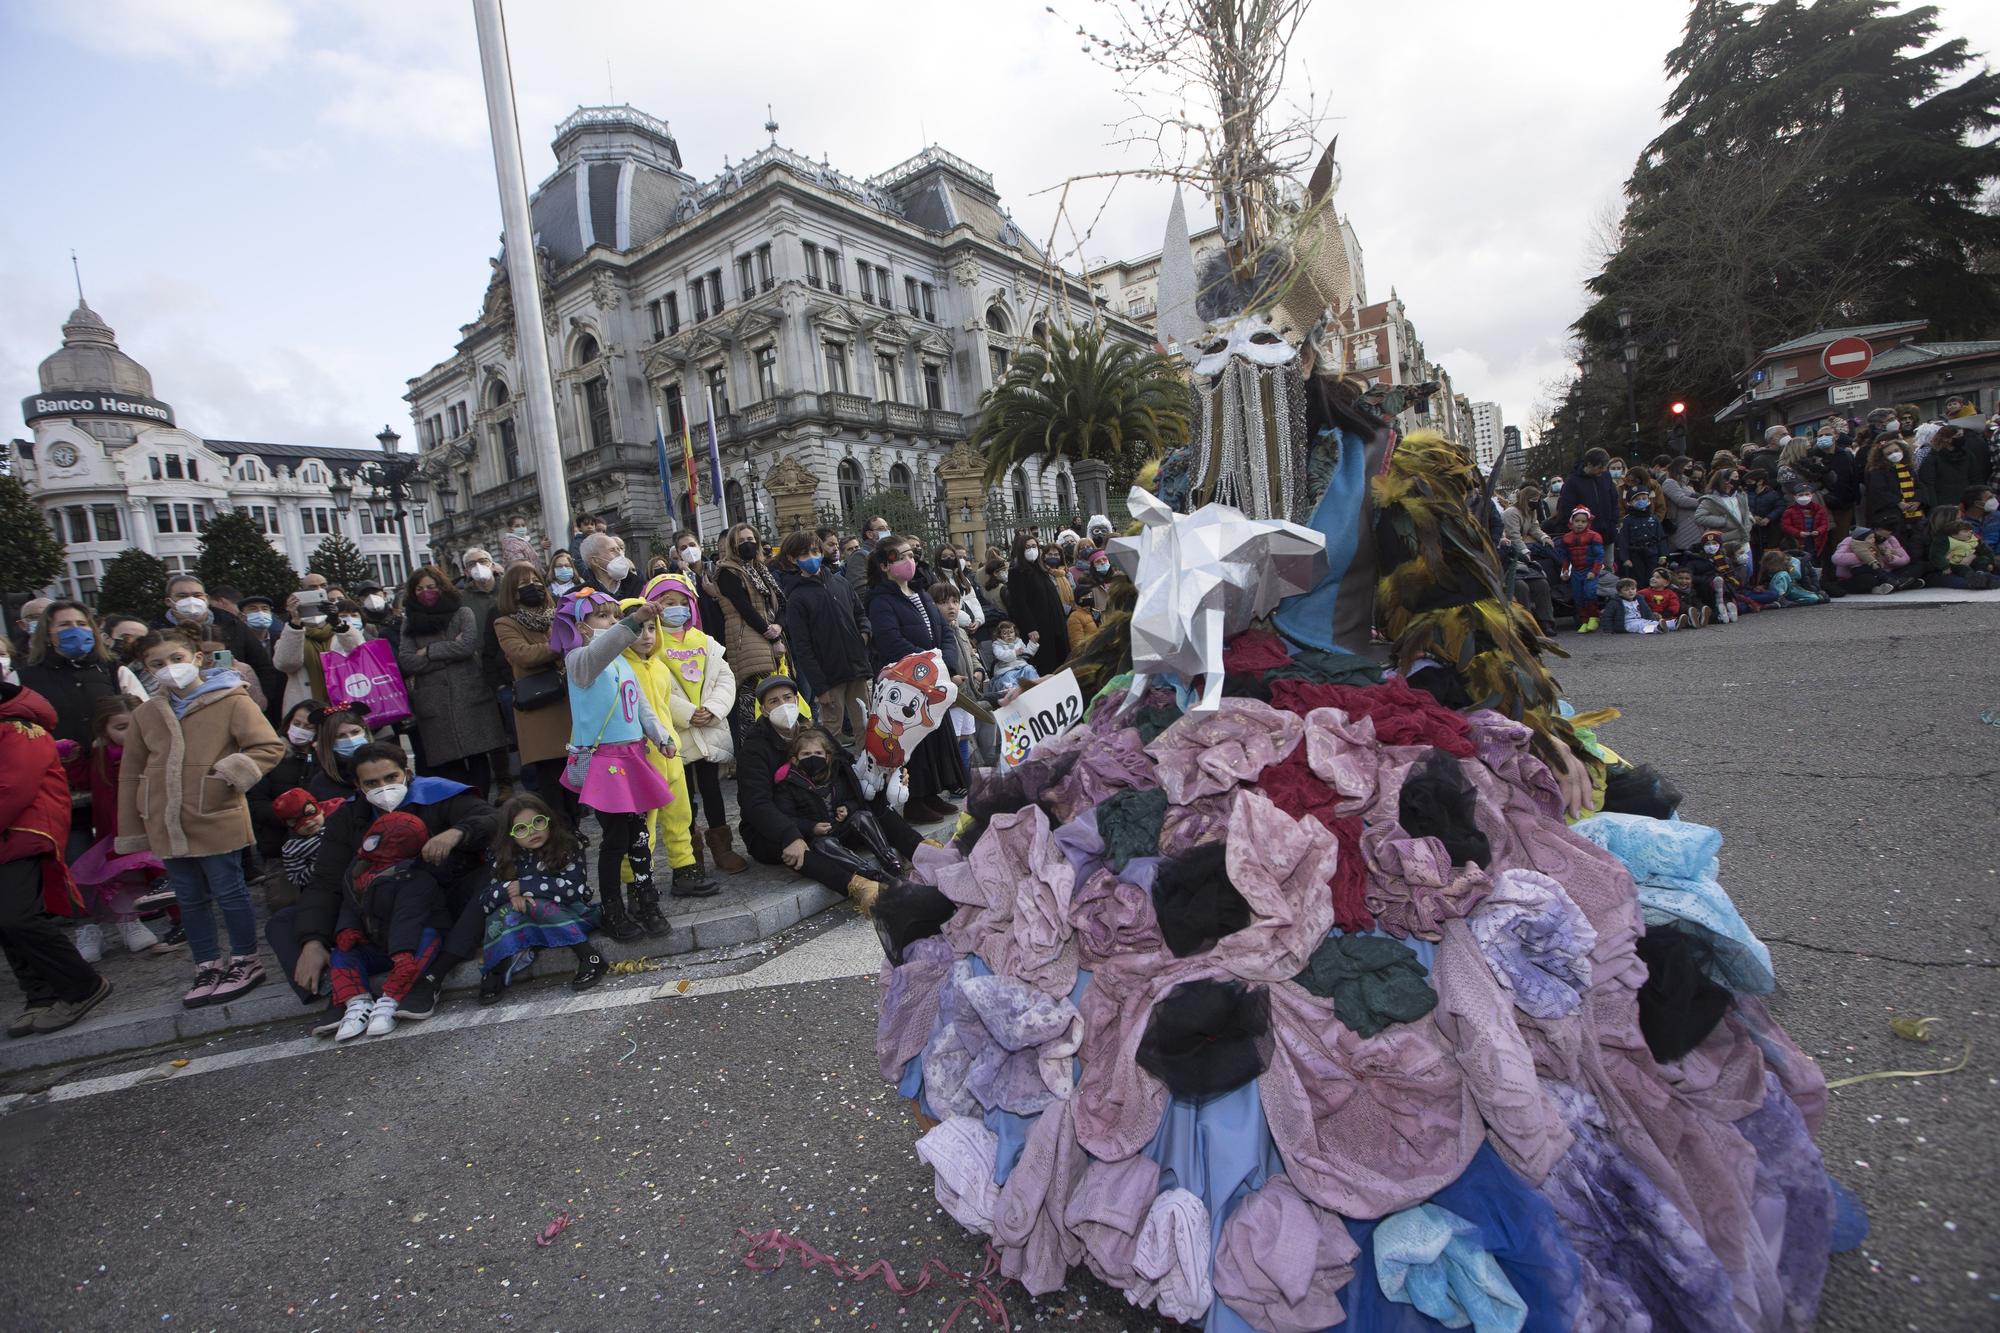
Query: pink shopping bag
320 637 412 727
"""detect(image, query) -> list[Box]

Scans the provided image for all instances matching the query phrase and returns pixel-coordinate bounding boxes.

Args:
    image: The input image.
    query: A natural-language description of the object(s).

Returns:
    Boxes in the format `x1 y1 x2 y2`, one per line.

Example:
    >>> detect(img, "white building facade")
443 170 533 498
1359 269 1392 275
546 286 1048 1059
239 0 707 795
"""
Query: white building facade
17 300 432 603
408 106 1146 561
1469 401 1504 468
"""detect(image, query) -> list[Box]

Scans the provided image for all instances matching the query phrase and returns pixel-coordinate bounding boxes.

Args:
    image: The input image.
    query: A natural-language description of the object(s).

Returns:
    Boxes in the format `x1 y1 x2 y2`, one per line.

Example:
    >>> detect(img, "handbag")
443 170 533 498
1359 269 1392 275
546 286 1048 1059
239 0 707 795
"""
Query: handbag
513 664 565 712
320 637 413 728
562 689 624 789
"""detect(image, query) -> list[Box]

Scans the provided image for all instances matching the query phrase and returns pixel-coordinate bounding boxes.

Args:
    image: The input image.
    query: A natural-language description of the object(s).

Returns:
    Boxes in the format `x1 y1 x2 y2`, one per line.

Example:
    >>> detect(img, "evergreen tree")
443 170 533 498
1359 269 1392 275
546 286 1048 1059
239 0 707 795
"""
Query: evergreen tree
96 548 170 622
196 509 299 603
0 475 65 595
307 534 373 591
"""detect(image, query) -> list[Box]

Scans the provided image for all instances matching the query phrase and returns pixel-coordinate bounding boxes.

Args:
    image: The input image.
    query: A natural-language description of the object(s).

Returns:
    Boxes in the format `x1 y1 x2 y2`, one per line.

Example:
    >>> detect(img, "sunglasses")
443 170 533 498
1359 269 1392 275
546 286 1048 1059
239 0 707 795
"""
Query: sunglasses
509 814 551 838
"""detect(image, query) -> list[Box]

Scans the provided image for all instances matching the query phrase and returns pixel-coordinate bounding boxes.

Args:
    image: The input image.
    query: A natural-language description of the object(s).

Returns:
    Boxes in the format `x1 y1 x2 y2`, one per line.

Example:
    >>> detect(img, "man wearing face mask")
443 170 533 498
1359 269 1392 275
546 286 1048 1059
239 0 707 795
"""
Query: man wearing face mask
269 741 497 1020
238 594 279 650
152 574 282 721
352 580 392 642
774 531 873 742
580 531 645 601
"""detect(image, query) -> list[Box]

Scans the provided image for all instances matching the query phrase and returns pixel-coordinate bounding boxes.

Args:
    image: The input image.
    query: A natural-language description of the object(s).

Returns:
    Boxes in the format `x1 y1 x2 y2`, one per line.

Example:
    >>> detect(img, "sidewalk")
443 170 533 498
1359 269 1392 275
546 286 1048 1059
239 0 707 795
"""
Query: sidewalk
1826 585 2000 608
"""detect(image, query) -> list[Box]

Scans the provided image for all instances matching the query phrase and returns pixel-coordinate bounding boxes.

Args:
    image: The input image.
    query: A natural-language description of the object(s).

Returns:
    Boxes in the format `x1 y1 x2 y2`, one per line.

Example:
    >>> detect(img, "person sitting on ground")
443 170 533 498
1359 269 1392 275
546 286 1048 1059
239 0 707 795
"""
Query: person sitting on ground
1929 513 1997 589
325 811 448 1041
271 741 497 1027
1666 568 1710 626
734 675 920 907
1601 577 1671 634
988 620 1040 694
477 793 606 1005
1830 525 1920 596
248 700 354 866
1559 507 1607 632
1963 485 2000 551
773 725 913 882
270 787 345 891
1761 548 1829 605
1642 567 1704 627
1690 529 1743 622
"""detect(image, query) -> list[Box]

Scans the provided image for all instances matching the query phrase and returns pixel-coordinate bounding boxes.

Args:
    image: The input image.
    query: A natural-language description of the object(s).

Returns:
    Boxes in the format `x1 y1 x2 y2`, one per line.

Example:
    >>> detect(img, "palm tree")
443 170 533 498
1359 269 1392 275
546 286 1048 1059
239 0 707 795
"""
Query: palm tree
970 325 1191 487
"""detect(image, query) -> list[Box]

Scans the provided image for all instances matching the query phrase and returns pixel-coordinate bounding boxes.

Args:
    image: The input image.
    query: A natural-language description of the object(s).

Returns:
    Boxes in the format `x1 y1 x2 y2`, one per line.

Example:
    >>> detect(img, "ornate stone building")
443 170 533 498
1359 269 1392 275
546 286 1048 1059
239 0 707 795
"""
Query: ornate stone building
408 105 1146 562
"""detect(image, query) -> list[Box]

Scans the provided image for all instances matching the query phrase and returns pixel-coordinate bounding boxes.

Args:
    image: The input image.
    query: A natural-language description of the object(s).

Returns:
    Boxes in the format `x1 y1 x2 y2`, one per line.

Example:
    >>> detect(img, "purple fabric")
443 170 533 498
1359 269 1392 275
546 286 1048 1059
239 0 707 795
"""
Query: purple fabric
1736 1074 1834 1332
1063 1153 1163 1290
1045 725 1159 824
1732 995 1828 1136
1213 1174 1361 1332
1433 919 1573 1184
1158 791 1232 855
1215 788 1341 979
1148 697 1304 803
1462 710 1566 821
922 959 1082 1117
1302 705 1387 812
876 934 954 1083
1352 743 1496 941
1011 713 1092 806
1131 1187 1214 1322
1070 866 1165 965
991 1096 1088 1295
1260 981 1484 1219
1050 808 1108 885
1074 950 1245 1162
936 805 1080 996
1469 868 1598 1020
916 1115 1001 1235
1537 1081 1739 1333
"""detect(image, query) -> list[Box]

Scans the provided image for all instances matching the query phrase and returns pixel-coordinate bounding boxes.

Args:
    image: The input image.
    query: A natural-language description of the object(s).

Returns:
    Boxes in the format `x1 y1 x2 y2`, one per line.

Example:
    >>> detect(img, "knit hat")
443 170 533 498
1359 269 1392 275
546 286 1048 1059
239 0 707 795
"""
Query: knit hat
1849 525 1875 541
1086 513 1112 538
1569 506 1594 521
271 787 343 832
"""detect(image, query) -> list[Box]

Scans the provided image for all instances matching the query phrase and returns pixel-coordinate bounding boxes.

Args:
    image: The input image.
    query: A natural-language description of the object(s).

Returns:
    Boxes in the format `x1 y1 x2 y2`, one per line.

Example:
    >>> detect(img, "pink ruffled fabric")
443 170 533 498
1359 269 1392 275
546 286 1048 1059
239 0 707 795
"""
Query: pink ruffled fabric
1074 949 1235 1161
1070 866 1164 965
1432 918 1573 1184
1260 982 1484 1219
991 1096 1088 1295
1044 725 1159 825
1662 1013 1770 1125
1148 698 1303 803
1461 709 1567 822
936 805 1080 997
1130 1187 1214 1323
1158 792 1232 855
1733 995 1827 1136
1063 1153 1163 1290
1468 867 1598 1020
1302 705 1386 812
922 961 1083 1117
1362 819 1493 942
876 934 954 1083
1212 1174 1360 1332
916 1116 1001 1235
1217 788 1341 979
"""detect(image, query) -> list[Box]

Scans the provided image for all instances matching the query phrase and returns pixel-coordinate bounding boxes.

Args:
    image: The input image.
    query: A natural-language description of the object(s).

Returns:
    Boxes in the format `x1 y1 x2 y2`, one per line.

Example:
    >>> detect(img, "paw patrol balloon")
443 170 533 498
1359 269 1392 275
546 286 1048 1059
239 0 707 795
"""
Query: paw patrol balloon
855 650 958 811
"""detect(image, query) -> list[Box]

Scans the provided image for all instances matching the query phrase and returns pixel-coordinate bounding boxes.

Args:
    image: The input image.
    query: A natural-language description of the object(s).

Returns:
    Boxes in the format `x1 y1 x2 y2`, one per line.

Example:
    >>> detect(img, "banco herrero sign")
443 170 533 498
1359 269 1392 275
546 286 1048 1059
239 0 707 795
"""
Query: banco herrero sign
22 391 175 426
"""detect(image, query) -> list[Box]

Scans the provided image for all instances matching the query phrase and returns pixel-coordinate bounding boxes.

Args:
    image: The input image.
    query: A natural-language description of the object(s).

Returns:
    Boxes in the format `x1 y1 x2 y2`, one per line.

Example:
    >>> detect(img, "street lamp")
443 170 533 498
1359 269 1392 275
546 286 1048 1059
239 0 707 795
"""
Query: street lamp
358 423 420 571
329 474 353 525
1614 308 1679 445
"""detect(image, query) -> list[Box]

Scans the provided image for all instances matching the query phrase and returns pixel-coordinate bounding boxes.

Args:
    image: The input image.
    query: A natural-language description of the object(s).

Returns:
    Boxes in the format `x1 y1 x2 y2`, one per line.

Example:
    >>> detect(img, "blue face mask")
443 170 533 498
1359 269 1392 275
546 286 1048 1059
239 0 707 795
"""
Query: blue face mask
55 626 95 657
333 735 367 757
246 611 274 629
1631 497 1650 510
798 555 822 576
660 605 693 628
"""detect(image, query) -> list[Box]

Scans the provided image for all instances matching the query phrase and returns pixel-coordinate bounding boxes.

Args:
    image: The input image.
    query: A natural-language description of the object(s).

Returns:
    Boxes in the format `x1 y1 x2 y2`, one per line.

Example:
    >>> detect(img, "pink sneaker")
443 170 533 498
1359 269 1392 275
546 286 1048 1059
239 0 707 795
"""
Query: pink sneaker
204 955 266 1005
181 963 226 1010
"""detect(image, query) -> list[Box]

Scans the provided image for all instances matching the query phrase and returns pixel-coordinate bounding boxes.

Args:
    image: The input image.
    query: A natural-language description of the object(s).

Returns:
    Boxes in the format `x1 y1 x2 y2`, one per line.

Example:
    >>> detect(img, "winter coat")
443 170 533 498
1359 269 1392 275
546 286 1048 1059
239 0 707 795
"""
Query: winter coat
777 564 871 700
1558 465 1621 543
1002 561 1072 676
396 603 507 766
712 555 784 683
1917 441 1977 510
0 683 81 915
1832 533 1910 576
247 744 354 857
1692 491 1751 547
1821 447 1865 510
115 680 284 860
1615 512 1665 572
655 629 735 764
294 778 496 949
735 715 803 854
271 621 367 715
337 859 450 958
14 653 122 754
1067 602 1101 654
1780 498 1835 553
865 579 960 674
148 607 281 718
770 744 869 842
1600 595 1660 634
1864 462 1924 528
493 613 572 766
1746 486 1785 540
1660 477 1707 551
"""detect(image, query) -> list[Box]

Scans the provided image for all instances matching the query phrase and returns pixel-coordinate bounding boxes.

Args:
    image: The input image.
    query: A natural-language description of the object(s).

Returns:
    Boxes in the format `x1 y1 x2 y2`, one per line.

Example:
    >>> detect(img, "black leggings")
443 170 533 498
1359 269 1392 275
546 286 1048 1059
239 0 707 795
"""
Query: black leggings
429 753 491 795
526 757 583 823
592 810 654 905
685 758 727 830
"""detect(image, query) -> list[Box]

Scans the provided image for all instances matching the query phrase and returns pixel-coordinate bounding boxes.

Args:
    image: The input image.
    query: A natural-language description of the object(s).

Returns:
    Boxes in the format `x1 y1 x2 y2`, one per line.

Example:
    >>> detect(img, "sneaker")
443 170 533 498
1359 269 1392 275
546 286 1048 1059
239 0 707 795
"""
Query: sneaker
669 864 721 899
204 954 266 1005
8 1005 51 1039
119 919 169 955
1893 577 1925 592
29 977 113 1034
365 996 399 1036
397 975 439 1021
1576 617 1598 634
161 921 187 947
182 963 226 1010
570 949 609 992
73 923 103 964
335 997 373 1041
1871 582 1895 595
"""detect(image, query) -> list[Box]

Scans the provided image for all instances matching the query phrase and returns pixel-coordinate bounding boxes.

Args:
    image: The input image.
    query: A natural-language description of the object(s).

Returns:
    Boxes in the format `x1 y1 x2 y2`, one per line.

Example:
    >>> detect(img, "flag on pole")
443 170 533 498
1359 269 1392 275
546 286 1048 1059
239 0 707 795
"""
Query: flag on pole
679 411 701 540
702 384 725 504
653 406 677 520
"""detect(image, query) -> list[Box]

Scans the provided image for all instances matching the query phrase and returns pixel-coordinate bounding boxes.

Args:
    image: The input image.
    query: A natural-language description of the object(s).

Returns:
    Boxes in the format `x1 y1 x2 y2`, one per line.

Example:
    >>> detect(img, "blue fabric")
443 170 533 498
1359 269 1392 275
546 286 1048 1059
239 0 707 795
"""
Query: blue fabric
567 657 647 747
865 581 959 673
1275 425 1368 653
1373 1203 1528 1332
1341 1147 1582 1333
405 775 472 806
1828 1175 1869 1252
167 667 245 718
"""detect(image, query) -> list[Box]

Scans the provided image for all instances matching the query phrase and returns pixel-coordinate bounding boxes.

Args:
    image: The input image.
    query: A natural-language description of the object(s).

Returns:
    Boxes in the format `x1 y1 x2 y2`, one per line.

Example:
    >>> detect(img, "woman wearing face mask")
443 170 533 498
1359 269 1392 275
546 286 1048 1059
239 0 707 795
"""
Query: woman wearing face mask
711 522 788 733
579 531 645 601
492 561 578 823
865 537 967 823
395 566 508 793
248 701 364 866
1864 434 1927 545
17 602 125 857
271 588 367 716
1692 466 1753 556
773 530 873 743
1002 529 1072 678
931 544 988 633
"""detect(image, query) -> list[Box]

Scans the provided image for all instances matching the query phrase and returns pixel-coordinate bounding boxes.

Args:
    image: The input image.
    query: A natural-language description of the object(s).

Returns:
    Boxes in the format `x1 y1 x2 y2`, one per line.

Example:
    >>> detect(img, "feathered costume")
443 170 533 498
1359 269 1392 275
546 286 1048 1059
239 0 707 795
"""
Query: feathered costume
865 139 1854 1333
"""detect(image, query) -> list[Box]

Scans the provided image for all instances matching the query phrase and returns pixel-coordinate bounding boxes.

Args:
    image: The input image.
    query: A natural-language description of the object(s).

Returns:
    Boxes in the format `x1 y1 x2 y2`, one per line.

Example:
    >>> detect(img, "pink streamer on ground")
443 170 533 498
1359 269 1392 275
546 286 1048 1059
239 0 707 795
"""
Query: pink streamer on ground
737 1226 1015 1332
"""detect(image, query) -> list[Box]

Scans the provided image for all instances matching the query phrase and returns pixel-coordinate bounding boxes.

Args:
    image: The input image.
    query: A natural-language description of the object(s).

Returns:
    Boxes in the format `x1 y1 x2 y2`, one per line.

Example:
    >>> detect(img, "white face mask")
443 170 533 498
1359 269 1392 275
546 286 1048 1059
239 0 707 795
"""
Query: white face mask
606 555 634 579
1022 545 1040 563
172 596 208 621
159 661 200 690
303 614 328 625
1886 450 1904 463
363 594 385 611
366 783 408 812
1985 497 1999 513
469 562 494 584
287 725 317 746
679 547 700 567
765 701 800 731
1702 543 1720 554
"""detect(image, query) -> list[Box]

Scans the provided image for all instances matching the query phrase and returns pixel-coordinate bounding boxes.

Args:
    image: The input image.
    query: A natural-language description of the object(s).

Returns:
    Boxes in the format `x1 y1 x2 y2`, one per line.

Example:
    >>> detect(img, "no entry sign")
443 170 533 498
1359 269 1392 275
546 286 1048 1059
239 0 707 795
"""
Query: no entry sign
1821 336 1874 380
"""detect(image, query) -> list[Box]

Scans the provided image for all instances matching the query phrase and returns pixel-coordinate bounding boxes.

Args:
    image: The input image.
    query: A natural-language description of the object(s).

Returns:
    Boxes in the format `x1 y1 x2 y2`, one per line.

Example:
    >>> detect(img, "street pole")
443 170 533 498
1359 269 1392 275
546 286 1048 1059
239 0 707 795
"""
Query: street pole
394 502 414 571
1622 357 1639 444
472 0 570 560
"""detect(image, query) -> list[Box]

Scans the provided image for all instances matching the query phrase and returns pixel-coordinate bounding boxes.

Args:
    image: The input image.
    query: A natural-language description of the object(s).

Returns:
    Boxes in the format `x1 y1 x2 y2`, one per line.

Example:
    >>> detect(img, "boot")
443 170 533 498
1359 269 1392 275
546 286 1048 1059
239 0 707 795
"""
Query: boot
570 943 609 991
599 885 644 943
845 874 885 913
630 884 672 938
705 825 748 874
842 810 907 877
670 863 721 898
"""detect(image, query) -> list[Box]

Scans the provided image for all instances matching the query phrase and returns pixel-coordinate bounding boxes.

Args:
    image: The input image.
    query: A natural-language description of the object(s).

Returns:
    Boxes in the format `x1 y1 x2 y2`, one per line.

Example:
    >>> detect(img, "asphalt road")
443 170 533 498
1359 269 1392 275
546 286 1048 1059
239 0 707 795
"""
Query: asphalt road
2 602 1995 1332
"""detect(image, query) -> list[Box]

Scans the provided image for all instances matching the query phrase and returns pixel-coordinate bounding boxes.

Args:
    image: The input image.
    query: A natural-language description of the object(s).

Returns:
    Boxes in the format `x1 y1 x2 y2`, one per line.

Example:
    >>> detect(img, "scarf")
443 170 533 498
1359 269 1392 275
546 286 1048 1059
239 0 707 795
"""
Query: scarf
1893 461 1919 515
509 607 555 637
404 597 459 638
300 621 336 704
167 667 243 718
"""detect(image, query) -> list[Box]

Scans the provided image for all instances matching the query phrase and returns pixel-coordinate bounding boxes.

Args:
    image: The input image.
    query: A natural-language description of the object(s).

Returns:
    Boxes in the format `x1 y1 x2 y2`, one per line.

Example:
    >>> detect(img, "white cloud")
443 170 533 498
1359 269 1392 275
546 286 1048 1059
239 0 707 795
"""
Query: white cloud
308 49 489 152
21 0 298 81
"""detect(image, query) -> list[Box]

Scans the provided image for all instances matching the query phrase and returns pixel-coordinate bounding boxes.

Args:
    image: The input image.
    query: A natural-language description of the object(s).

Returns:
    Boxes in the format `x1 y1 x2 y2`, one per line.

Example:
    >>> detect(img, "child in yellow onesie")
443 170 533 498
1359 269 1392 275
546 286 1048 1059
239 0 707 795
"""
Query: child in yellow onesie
619 598 721 901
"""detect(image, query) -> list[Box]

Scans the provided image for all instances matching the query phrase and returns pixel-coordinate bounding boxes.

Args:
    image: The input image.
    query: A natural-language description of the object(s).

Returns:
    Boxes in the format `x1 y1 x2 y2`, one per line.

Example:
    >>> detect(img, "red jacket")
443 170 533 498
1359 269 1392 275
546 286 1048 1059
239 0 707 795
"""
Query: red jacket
0 684 82 915
1780 497 1833 552
1639 587 1680 618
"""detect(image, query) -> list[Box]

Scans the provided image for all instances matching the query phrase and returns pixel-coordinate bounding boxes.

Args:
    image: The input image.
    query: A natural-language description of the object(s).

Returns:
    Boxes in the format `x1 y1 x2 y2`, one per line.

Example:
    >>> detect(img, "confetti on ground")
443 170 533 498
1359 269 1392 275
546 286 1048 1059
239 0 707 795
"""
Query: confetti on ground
675 979 691 994
737 1226 1013 1332
608 959 661 975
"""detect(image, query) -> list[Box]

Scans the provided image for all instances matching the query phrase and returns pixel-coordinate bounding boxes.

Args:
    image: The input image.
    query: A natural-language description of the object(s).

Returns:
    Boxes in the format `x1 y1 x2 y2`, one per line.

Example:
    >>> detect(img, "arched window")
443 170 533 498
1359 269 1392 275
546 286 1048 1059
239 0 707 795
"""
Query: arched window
1054 470 1073 514
1031 318 1049 341
838 458 863 518
302 463 324 484
889 462 914 501
573 334 600 367
725 478 745 528
985 304 1010 334
1010 467 1030 515
487 378 510 408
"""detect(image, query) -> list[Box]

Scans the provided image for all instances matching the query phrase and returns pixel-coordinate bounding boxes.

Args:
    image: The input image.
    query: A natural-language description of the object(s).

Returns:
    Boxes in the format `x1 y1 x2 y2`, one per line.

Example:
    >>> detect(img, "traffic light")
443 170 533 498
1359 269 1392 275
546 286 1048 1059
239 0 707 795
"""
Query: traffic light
1670 400 1687 418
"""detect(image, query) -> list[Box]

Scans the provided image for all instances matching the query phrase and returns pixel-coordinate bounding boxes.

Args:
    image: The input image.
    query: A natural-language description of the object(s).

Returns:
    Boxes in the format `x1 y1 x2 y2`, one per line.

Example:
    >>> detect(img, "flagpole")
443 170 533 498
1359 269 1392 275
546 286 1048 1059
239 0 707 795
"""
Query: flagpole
653 404 677 531
471 0 569 559
702 382 726 528
680 412 702 547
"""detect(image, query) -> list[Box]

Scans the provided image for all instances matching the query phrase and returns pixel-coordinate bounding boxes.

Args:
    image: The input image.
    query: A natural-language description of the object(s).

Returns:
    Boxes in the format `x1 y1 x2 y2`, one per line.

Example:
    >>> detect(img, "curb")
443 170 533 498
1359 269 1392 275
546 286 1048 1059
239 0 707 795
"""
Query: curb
0 881 843 1078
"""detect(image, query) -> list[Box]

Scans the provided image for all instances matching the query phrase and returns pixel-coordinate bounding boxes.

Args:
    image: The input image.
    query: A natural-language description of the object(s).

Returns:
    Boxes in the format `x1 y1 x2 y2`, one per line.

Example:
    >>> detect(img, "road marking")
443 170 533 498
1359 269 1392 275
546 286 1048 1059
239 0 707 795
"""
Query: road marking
0 919 884 1112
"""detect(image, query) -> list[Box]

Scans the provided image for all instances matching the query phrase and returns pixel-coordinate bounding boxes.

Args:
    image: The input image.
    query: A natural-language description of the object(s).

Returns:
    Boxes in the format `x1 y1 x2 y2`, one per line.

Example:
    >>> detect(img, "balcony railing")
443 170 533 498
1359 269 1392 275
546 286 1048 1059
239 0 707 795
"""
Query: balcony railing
882 401 923 431
825 391 873 424
705 395 969 445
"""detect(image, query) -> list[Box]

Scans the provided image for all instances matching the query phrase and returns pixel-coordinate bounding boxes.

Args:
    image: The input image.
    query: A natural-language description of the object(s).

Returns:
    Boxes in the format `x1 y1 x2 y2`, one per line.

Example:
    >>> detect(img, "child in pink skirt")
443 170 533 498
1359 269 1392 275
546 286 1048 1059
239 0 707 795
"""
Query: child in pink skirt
68 696 173 956
549 588 678 941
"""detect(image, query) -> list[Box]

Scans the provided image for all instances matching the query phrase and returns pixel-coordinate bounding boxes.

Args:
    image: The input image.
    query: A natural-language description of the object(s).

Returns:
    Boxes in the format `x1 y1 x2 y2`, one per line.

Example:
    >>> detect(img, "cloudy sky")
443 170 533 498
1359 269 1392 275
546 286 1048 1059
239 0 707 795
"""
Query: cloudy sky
5 0 1996 450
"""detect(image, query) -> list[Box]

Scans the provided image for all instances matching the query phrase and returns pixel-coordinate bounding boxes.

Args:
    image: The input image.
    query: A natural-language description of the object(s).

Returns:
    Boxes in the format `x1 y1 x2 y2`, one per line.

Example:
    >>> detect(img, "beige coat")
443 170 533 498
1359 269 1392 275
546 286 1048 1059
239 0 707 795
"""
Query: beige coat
115 683 284 860
493 613 572 765
657 632 736 763
271 622 367 715
711 554 783 683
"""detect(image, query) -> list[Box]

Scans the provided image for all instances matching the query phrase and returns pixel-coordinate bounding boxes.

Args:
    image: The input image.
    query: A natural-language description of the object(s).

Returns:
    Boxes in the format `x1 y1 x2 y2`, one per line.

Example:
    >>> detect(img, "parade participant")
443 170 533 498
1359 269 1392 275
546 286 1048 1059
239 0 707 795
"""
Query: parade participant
647 572 747 875
864 534 966 822
477 794 606 1004
619 596 721 903
117 628 284 1009
396 566 508 793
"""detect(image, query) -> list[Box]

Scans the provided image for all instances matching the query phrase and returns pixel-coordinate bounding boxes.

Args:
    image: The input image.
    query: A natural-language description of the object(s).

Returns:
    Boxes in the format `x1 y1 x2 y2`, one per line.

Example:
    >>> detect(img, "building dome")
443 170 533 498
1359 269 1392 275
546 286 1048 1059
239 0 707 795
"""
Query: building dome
37 299 157 398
